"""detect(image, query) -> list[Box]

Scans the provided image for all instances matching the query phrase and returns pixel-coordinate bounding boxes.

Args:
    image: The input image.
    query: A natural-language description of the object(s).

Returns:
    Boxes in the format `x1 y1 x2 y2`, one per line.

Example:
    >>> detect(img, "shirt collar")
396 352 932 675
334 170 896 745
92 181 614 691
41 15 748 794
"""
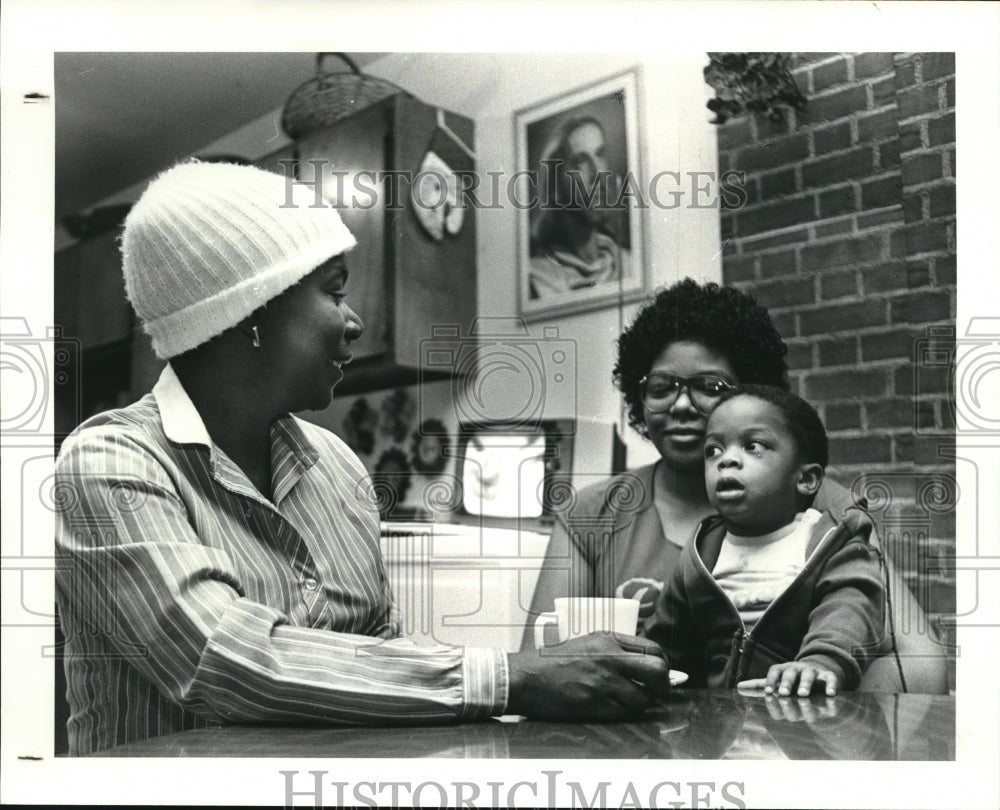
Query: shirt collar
152 363 320 470
153 363 213 447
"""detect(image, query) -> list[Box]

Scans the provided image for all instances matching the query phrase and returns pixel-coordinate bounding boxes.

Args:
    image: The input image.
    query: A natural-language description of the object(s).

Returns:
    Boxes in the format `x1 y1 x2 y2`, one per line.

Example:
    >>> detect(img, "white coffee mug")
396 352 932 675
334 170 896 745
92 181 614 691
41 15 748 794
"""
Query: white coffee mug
534 597 640 648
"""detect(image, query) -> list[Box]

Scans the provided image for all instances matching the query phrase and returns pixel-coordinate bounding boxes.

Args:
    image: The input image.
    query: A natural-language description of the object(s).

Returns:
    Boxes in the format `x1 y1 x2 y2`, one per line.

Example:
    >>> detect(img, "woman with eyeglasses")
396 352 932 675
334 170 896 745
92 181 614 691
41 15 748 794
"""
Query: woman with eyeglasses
522 279 947 694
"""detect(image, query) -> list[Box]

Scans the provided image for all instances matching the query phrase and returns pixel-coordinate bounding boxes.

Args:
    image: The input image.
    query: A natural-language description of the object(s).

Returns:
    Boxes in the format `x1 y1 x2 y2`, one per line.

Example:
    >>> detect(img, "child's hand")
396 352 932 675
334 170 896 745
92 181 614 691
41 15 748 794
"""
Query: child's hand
737 662 840 697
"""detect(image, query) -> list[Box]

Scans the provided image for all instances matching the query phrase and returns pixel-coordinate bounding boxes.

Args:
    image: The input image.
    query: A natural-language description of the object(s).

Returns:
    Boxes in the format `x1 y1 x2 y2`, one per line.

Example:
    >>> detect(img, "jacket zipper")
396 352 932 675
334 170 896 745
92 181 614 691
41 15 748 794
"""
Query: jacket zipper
690 521 749 686
731 628 748 686
691 518 843 687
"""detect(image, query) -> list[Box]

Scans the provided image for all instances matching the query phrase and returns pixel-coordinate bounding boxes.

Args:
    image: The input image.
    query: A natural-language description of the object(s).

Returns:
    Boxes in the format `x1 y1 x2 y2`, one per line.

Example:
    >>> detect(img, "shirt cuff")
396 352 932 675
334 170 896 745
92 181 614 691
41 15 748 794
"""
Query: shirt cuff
460 647 509 720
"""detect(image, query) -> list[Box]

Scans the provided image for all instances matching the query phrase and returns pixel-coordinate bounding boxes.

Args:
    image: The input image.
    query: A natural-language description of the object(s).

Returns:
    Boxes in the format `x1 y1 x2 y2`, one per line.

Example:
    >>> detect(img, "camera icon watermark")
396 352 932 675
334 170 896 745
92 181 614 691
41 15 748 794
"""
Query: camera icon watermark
3 460 148 658
419 317 577 432
915 317 1000 435
850 470 958 660
0 317 81 441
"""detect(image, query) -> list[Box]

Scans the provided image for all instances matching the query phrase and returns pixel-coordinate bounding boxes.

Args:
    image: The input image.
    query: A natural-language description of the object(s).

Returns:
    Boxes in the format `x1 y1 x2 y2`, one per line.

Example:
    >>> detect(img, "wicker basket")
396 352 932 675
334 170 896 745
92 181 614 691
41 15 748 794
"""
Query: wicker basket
281 53 412 140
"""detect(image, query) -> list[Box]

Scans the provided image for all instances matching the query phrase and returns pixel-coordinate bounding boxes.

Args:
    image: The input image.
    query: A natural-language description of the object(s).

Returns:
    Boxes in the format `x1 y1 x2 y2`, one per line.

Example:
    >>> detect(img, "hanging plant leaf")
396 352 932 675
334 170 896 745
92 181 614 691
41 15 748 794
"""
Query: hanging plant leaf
704 52 807 125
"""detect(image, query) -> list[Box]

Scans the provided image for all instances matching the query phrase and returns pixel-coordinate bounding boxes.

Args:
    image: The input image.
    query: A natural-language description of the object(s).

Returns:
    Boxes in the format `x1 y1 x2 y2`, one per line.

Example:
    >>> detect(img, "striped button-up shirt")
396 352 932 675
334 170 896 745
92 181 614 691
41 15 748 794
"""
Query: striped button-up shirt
55 365 507 755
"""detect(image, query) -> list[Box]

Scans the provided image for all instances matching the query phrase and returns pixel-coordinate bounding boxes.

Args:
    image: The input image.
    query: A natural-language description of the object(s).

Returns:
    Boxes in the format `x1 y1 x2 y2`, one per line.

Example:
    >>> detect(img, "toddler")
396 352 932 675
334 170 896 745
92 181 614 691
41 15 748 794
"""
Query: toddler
645 385 885 696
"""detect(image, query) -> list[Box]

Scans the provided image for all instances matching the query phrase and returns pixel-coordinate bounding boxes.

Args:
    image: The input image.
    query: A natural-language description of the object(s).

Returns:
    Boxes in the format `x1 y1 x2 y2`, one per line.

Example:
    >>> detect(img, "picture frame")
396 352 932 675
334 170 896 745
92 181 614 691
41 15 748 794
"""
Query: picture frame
515 69 646 322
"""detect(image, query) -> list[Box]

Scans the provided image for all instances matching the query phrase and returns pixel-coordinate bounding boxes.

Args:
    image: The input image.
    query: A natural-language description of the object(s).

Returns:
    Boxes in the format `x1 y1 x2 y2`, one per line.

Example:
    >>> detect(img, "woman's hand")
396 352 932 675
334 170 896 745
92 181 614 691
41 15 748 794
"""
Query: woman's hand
506 632 671 721
738 661 840 697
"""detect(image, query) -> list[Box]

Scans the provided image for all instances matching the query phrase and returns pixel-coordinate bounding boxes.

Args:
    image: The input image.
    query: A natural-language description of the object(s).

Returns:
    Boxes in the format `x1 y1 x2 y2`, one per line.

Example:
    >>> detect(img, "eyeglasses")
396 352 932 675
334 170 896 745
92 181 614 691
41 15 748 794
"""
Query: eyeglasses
639 373 735 414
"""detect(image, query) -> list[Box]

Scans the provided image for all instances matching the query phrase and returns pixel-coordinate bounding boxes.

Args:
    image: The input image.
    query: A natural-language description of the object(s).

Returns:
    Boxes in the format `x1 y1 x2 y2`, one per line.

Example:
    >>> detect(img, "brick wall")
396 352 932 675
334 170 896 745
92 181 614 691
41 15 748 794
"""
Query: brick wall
717 53 956 678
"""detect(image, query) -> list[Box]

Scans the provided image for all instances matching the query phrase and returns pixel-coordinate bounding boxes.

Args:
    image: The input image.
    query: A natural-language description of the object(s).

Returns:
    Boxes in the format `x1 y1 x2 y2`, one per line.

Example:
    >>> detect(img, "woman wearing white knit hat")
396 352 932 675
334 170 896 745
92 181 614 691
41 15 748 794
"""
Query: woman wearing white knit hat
54 161 669 756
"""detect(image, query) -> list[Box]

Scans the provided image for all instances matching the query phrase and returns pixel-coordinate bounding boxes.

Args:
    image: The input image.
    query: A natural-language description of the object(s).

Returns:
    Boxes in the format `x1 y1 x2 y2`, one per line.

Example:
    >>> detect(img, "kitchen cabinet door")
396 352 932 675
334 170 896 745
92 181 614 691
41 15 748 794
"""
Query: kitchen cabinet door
296 102 390 364
295 95 477 395
71 229 133 350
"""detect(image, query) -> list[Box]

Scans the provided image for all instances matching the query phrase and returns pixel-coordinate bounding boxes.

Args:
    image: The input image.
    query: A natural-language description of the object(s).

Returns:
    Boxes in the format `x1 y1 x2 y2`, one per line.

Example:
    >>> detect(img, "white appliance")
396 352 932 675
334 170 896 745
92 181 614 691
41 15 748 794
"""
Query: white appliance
380 521 550 652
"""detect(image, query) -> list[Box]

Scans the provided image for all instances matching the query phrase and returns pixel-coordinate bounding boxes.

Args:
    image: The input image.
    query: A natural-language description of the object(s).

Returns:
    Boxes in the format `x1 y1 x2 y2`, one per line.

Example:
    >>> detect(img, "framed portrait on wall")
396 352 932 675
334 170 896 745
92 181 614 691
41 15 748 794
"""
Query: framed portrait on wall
516 69 646 322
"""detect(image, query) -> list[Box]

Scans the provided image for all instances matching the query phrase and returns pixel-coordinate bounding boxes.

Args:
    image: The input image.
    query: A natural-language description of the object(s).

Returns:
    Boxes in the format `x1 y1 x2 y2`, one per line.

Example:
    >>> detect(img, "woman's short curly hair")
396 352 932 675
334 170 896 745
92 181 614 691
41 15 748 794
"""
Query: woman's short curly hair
614 278 789 436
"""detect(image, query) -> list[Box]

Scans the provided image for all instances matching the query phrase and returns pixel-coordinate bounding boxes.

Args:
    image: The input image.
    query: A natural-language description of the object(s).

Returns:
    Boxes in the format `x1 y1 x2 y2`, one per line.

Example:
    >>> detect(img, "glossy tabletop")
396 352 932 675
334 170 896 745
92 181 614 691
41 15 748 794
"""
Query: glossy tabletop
95 689 954 760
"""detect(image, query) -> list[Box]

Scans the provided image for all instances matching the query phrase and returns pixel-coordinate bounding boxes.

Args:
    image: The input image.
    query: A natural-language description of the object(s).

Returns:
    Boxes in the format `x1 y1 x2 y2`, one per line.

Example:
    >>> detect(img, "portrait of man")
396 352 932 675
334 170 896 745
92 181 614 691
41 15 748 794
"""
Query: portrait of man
518 72 644 319
529 114 631 298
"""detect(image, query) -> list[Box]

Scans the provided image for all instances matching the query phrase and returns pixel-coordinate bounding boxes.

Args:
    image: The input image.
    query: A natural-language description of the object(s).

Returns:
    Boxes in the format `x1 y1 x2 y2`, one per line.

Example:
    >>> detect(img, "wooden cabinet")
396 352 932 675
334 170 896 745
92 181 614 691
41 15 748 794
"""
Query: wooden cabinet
54 228 133 351
295 95 477 395
53 244 80 342
54 226 136 429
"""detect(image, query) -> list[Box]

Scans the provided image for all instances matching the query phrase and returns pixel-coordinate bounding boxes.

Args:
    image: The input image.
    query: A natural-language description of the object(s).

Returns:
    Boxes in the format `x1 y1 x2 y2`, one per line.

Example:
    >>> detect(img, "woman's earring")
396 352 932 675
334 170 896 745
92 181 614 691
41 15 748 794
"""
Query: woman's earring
250 325 261 349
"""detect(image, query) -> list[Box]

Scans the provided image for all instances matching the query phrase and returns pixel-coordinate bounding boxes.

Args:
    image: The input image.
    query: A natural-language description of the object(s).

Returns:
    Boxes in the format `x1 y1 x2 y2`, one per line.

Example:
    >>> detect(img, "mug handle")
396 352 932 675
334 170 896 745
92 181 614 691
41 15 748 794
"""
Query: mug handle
534 611 559 648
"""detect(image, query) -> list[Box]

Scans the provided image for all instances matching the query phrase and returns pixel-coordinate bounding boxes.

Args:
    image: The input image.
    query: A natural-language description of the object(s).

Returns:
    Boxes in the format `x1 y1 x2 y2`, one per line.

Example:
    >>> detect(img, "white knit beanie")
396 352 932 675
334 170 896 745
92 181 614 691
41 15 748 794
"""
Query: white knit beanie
122 161 357 359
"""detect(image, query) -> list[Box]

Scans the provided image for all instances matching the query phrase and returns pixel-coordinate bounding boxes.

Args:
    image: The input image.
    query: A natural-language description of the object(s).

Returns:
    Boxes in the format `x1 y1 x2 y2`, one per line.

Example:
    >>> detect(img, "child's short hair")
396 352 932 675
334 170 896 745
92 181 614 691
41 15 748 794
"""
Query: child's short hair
715 384 829 468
